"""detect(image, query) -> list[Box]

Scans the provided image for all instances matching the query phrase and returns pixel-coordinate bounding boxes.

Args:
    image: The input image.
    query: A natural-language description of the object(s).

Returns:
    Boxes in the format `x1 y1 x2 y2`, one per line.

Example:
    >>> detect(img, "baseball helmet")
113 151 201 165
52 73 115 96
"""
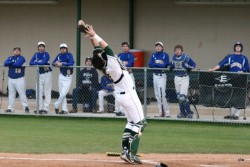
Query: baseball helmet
155 42 164 47
234 42 243 52
38 41 45 47
60 43 68 49
92 48 107 70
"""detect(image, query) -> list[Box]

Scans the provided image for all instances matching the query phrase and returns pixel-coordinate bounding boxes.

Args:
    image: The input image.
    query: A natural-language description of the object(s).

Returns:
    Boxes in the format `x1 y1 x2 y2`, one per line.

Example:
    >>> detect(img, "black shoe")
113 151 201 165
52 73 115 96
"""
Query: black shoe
34 110 42 114
25 107 29 113
116 111 125 116
55 108 59 114
224 115 232 119
5 109 13 113
232 115 239 120
59 110 68 114
39 110 48 114
42 110 48 114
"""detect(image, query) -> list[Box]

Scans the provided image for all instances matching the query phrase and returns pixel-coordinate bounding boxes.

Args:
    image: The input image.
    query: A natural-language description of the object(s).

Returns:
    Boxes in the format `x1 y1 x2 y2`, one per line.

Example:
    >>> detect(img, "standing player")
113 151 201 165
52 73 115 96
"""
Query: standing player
4 47 29 113
78 20 147 164
52 43 75 114
30 41 52 114
117 42 135 86
209 42 249 120
148 42 170 117
170 45 196 118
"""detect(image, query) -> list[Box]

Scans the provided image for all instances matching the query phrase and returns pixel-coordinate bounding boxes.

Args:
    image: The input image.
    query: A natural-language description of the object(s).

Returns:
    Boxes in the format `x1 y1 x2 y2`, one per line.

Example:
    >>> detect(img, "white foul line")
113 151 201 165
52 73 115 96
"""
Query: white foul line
0 156 159 165
0 156 122 163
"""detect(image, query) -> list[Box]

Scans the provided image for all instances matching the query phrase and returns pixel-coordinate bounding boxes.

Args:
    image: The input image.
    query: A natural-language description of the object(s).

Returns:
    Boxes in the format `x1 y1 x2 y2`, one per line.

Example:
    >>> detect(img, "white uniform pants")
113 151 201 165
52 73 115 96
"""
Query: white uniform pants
115 73 135 112
153 74 169 116
230 107 241 117
8 77 29 111
36 72 52 111
174 76 189 96
130 73 135 88
98 90 118 111
54 74 72 111
116 89 144 125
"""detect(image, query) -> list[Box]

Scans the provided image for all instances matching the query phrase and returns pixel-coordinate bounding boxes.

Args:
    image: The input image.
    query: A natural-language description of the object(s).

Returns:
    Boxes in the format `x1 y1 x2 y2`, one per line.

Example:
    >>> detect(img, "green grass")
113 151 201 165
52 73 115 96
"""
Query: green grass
0 115 249 154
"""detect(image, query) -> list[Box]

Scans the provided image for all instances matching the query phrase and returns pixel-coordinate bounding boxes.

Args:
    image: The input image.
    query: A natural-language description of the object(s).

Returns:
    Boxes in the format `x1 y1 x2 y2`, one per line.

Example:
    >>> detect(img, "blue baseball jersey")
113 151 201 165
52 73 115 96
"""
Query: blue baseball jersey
30 51 52 74
218 54 249 72
52 52 75 75
148 51 169 74
4 55 26 79
171 53 196 76
100 75 114 92
78 67 99 89
117 52 135 67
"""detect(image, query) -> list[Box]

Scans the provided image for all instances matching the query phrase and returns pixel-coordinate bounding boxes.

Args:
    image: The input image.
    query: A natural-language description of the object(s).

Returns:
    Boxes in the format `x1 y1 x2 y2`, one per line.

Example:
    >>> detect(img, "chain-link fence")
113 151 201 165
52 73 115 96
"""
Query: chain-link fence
0 65 249 122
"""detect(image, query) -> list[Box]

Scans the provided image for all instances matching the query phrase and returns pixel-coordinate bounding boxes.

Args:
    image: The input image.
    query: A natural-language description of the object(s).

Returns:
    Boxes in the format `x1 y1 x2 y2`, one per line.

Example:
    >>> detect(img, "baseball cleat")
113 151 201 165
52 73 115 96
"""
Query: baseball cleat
55 108 59 114
5 109 14 113
132 155 142 164
120 150 134 164
59 110 68 114
186 113 193 119
97 110 104 113
224 115 232 119
40 110 48 114
115 111 125 116
177 113 186 118
232 115 239 120
25 107 30 113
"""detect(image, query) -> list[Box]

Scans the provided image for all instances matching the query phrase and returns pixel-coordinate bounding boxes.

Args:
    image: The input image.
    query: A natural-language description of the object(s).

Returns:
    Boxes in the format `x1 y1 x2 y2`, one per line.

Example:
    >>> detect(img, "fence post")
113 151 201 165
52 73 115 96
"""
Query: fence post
143 67 147 117
36 67 40 115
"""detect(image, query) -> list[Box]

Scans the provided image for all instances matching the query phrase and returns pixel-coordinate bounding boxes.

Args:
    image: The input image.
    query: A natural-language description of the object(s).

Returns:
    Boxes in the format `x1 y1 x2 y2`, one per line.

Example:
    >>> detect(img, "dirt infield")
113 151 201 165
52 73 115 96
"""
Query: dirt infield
0 153 249 167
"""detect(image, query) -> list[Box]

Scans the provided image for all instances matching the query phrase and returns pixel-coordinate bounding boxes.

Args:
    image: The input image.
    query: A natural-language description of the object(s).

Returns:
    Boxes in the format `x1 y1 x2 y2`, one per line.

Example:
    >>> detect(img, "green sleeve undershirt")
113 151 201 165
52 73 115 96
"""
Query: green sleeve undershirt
94 45 115 57
104 46 115 57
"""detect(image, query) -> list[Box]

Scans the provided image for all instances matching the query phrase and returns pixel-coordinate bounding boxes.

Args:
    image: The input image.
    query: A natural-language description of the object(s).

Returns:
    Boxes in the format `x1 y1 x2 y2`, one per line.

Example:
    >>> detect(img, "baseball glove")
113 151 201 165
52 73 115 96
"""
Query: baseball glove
78 20 89 33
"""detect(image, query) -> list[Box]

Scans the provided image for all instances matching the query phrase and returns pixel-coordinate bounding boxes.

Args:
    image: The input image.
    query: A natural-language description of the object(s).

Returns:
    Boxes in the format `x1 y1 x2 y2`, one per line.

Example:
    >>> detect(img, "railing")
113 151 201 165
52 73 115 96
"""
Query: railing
0 65 249 123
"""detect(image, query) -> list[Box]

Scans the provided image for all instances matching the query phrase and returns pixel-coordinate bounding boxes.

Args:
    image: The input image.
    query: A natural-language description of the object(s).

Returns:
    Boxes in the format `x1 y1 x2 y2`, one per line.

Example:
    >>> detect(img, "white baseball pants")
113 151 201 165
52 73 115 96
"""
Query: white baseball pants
116 89 144 124
7 77 29 111
174 76 189 96
153 74 169 116
36 72 52 111
54 74 72 111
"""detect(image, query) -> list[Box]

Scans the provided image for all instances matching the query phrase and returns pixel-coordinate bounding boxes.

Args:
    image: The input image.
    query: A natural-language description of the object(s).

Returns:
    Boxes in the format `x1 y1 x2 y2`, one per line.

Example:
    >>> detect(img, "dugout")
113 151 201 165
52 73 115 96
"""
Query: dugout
199 72 248 109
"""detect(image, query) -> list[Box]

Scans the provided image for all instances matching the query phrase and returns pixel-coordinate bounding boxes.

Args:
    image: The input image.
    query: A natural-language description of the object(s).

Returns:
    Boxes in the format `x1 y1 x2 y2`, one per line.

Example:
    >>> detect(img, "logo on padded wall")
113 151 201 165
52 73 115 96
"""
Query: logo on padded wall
215 74 231 83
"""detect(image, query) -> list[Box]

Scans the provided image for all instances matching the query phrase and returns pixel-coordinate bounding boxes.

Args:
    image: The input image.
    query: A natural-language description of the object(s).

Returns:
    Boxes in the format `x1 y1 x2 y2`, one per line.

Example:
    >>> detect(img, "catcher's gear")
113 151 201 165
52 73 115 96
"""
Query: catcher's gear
78 20 89 33
130 134 140 157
